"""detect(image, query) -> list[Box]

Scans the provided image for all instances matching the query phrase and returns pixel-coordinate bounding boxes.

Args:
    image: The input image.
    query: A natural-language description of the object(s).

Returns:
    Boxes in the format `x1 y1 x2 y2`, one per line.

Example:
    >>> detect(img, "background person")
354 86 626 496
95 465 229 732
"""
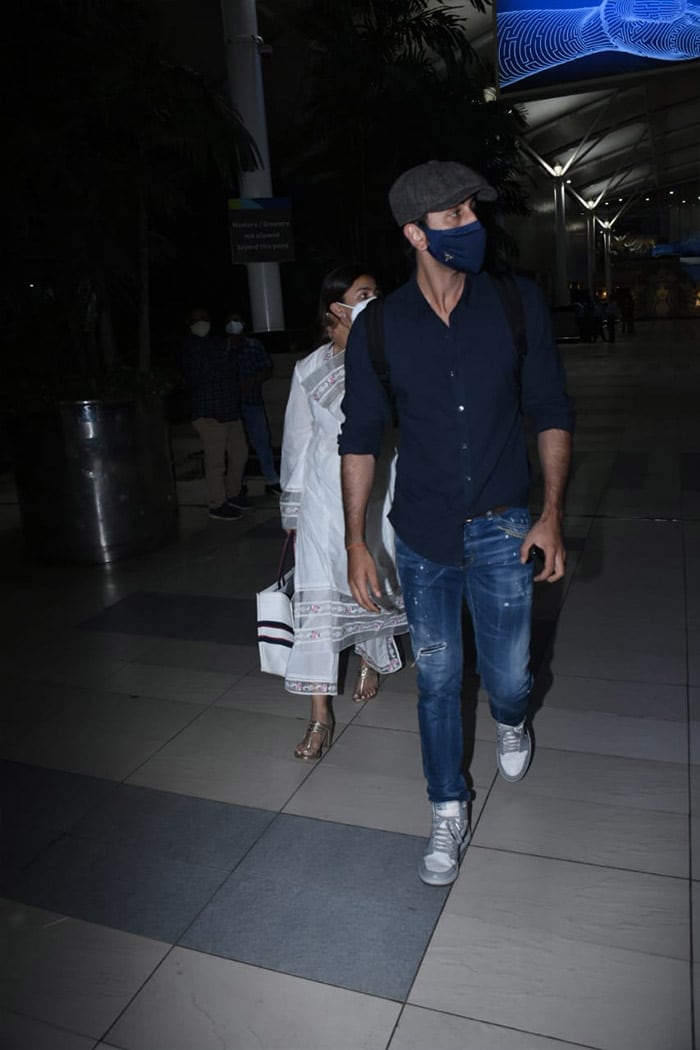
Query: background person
225 311 282 498
620 290 636 334
280 265 408 761
181 307 248 521
606 294 618 343
339 161 574 886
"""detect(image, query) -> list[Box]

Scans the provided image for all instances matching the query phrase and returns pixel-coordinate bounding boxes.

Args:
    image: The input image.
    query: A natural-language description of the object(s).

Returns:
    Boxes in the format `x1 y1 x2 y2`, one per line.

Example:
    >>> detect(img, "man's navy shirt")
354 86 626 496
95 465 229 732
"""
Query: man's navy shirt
338 271 575 566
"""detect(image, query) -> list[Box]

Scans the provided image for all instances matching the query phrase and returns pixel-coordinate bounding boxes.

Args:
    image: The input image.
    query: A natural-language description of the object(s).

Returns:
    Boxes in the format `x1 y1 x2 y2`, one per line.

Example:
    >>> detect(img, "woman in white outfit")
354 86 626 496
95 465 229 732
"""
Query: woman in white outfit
280 265 408 760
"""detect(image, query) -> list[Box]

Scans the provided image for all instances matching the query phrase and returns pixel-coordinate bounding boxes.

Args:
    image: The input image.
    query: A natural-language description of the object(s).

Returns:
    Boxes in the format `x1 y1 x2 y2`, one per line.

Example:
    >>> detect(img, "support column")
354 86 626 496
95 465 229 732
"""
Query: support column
601 224 612 294
553 175 569 306
586 209 595 295
221 0 284 331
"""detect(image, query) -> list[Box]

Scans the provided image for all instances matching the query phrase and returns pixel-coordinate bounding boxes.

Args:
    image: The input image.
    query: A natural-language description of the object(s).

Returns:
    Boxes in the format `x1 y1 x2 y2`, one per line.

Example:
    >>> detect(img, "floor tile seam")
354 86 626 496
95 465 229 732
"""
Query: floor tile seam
489 777 690 814
521 737 690 768
0 670 239 712
2 757 281 819
451 848 692 966
115 693 237 783
533 704 692 731
435 899 693 967
394 1002 601 1050
532 703 689 724
397 770 501 1011
464 841 689 883
0 1007 97 1047
156 805 434 955
169 946 407 1005
1 845 237 945
587 511 699 524
117 652 247 696
538 668 689 689
272 807 433 846
99 941 183 1048
384 1004 405 1050
469 842 690 884
337 719 420 738
30 809 249 941
541 668 689 690
273 712 417 813
18 824 247 881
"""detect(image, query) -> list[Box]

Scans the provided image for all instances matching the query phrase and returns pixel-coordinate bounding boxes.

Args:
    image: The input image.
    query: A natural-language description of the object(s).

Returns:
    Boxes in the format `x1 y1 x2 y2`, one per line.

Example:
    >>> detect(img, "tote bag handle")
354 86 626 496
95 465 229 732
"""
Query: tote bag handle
276 532 295 586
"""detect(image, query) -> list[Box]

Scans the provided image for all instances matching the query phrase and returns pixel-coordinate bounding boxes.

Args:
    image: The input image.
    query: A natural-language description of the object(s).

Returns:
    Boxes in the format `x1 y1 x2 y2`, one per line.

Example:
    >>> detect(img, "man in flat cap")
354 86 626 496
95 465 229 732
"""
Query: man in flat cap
339 160 574 886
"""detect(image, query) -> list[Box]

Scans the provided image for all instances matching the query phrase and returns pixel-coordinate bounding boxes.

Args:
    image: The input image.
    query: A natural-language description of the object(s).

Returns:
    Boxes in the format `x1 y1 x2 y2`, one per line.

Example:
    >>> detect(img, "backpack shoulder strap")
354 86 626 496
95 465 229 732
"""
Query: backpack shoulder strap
490 272 527 388
364 298 387 385
363 297 398 427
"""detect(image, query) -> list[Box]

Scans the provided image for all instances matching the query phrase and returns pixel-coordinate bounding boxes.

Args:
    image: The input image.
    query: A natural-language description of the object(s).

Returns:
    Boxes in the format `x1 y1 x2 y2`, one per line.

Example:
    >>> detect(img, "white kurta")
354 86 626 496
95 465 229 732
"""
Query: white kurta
280 341 408 696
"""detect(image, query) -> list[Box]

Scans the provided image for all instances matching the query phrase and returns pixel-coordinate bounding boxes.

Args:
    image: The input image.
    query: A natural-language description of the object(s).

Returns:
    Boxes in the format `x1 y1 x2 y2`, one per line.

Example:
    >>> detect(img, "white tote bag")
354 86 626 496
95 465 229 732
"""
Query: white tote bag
256 539 295 676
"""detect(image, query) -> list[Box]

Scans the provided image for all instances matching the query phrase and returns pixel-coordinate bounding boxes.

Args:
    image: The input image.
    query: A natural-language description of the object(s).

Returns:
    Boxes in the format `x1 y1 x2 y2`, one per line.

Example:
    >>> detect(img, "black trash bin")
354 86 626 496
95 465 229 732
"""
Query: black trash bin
10 397 178 564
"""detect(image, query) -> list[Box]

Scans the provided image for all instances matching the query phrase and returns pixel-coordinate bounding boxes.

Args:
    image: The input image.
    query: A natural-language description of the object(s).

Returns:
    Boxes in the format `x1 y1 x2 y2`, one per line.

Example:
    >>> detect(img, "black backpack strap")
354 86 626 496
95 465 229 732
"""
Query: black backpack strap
364 298 398 426
364 298 388 388
491 272 527 391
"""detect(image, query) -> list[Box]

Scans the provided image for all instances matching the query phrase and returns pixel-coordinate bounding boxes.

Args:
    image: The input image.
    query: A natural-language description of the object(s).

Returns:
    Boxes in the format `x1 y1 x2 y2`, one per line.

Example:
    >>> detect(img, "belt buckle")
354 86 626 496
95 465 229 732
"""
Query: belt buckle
465 505 506 524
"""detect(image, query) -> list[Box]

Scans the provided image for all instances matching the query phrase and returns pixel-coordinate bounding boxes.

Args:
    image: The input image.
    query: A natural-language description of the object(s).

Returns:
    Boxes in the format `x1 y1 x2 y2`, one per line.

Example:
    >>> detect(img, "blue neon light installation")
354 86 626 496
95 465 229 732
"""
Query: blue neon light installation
498 0 700 89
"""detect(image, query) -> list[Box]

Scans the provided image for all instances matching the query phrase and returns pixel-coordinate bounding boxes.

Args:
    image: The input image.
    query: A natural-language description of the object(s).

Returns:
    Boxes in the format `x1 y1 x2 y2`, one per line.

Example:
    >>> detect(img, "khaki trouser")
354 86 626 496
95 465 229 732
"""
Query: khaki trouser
193 417 249 508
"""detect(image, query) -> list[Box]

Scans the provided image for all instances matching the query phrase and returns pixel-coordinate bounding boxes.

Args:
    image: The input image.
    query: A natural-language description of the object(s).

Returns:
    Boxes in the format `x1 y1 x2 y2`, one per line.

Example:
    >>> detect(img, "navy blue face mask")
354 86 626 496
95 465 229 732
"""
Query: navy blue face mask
422 220 487 274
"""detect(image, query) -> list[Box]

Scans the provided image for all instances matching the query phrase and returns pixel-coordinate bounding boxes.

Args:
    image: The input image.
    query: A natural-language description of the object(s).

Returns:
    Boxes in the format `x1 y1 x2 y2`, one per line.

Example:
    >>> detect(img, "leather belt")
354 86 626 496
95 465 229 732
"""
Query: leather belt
464 504 509 523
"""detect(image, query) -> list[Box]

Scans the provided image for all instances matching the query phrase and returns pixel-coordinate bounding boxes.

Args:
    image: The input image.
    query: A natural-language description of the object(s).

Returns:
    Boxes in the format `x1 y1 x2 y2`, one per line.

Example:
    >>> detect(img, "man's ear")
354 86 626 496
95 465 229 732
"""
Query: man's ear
403 222 428 252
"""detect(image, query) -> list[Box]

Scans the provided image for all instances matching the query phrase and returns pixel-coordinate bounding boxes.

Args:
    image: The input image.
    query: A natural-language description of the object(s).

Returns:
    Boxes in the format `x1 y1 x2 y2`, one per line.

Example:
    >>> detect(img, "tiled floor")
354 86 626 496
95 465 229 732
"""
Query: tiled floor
1 320 698 1049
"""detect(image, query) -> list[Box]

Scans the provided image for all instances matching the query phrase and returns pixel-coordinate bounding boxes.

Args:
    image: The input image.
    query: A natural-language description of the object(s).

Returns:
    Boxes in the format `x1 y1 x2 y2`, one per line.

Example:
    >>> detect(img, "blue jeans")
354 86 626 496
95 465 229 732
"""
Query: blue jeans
241 404 279 484
395 508 534 803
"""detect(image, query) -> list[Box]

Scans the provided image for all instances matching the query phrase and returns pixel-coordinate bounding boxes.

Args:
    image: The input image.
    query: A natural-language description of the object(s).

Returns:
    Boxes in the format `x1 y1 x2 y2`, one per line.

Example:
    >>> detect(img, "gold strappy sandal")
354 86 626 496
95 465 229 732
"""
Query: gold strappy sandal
294 720 334 761
353 663 380 703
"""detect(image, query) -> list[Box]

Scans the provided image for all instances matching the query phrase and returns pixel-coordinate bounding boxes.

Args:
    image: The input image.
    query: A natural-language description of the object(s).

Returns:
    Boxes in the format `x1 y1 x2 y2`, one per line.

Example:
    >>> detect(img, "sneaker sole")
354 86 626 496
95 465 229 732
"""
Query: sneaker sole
418 833 471 886
497 752 532 783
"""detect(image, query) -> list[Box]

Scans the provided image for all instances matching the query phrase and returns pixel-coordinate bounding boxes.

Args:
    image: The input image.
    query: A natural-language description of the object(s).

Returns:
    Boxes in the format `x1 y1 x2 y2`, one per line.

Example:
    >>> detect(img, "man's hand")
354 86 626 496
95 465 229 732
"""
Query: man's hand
347 544 383 612
520 516 566 583
527 428 572 583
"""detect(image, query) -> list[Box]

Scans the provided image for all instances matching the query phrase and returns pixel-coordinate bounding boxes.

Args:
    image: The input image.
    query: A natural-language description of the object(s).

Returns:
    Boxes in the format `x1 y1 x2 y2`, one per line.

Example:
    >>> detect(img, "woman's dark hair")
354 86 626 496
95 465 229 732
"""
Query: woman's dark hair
317 264 370 336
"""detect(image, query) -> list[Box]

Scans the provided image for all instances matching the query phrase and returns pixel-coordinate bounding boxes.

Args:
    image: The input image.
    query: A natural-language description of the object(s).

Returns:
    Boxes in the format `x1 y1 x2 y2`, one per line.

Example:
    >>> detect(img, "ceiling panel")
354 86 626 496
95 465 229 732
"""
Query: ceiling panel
461 4 700 238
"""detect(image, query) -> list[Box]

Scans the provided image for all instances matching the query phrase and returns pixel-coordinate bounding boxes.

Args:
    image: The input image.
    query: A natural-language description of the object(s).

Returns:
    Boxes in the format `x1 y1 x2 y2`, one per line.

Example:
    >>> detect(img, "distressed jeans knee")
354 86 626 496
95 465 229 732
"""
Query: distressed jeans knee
414 640 447 661
395 537 468 802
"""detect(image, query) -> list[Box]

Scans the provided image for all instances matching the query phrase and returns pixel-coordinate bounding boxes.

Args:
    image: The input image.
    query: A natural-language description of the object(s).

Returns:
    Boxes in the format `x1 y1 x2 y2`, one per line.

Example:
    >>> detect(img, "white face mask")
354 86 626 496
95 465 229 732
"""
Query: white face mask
350 296 377 324
190 320 211 337
334 296 378 326
226 320 244 335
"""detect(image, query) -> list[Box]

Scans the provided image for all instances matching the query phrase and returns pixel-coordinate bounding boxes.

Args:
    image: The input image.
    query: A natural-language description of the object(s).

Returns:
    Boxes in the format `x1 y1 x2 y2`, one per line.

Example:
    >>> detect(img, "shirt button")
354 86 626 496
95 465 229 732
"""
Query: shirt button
457 405 464 412
466 475 472 482
449 370 456 377
461 443 468 450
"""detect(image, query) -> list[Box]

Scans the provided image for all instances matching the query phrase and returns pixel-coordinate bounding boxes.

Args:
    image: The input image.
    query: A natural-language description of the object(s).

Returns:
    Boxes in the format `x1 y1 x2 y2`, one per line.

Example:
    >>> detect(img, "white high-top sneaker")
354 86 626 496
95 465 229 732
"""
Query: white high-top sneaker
418 800 470 886
496 720 532 782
